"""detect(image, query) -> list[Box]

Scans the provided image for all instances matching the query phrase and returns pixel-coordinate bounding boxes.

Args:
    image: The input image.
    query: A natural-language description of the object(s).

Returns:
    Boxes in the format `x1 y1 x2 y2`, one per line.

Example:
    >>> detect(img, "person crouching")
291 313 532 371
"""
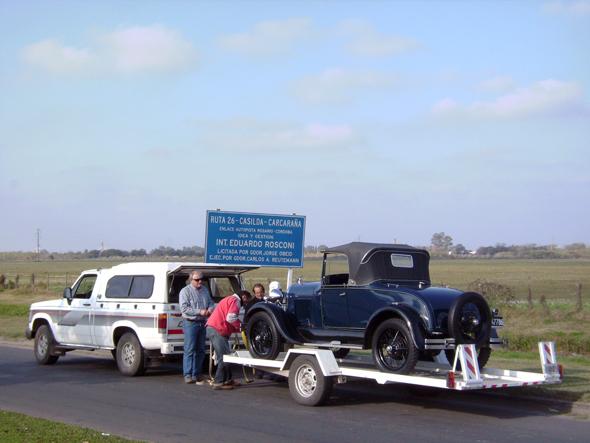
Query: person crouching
205 290 252 390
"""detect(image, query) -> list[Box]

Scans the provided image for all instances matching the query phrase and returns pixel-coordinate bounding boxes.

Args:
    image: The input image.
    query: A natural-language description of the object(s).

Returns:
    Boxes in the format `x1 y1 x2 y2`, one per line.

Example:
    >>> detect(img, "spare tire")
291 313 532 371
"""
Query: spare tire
447 292 491 349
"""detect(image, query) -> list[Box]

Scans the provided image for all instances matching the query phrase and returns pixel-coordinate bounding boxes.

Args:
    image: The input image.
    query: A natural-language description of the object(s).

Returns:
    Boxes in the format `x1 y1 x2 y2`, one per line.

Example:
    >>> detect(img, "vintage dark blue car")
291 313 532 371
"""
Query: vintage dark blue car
245 242 506 374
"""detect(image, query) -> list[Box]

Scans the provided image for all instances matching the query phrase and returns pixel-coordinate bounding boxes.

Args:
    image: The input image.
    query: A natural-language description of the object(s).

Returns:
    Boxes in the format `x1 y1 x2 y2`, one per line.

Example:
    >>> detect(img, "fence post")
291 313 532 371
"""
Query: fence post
16 274 20 289
540 294 548 310
30 273 34 293
527 284 533 310
47 272 50 290
575 283 583 313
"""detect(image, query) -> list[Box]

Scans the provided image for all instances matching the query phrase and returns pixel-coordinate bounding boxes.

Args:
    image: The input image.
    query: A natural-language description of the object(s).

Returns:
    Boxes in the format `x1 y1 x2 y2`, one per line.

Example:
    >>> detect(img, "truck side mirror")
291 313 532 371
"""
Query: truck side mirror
63 287 73 305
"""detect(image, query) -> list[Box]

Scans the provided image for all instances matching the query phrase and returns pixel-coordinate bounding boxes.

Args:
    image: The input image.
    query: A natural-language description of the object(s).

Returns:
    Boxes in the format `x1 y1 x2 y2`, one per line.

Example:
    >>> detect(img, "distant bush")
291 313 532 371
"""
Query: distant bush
565 243 587 250
467 279 515 304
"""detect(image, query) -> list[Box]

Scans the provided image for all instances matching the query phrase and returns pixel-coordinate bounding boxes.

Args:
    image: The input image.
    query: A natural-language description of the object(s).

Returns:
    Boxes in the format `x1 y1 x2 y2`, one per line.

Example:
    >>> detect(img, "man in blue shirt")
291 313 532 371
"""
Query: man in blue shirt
180 271 215 384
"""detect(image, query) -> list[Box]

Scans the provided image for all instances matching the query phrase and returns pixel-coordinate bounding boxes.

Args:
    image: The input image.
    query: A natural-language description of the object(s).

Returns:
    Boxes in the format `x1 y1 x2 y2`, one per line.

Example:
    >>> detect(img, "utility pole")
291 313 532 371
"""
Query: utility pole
37 229 40 262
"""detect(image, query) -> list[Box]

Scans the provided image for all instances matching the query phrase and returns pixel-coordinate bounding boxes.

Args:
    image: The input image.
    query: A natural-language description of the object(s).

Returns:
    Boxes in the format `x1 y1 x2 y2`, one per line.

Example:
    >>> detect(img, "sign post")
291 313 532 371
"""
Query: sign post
205 211 306 288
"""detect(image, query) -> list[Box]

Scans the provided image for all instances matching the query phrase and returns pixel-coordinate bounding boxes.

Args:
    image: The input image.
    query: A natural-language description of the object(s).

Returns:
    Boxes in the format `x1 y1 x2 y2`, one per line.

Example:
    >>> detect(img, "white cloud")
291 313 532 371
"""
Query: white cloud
474 75 517 94
335 19 425 58
430 79 586 121
194 118 359 152
290 67 413 106
216 17 319 59
20 25 200 77
541 1 590 17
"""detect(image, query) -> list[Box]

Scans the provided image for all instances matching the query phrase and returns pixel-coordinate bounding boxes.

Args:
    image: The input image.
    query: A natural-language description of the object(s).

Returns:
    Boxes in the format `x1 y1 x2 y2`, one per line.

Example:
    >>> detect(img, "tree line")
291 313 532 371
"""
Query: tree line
428 232 589 259
2 235 588 261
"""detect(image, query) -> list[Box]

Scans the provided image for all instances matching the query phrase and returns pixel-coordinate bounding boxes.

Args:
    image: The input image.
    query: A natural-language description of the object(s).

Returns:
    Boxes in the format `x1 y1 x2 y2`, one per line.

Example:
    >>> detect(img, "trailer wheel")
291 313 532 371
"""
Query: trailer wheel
34 324 59 365
246 311 282 360
444 346 491 371
289 355 333 406
372 318 419 374
116 332 146 376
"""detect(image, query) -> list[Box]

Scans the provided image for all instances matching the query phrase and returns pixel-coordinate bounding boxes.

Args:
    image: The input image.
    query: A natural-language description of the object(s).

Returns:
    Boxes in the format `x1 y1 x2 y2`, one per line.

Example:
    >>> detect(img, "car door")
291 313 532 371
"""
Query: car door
321 284 351 328
57 274 97 346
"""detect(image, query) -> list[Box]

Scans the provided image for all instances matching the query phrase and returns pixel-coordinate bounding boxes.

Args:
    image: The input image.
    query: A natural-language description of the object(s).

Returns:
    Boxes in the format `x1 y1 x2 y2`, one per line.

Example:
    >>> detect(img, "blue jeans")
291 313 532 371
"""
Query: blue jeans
206 326 232 385
182 319 207 378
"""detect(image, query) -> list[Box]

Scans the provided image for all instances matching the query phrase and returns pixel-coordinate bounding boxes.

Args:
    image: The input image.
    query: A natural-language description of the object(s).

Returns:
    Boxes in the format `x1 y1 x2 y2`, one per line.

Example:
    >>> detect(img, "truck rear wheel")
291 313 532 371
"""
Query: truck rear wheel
289 355 333 406
116 332 146 376
34 324 59 365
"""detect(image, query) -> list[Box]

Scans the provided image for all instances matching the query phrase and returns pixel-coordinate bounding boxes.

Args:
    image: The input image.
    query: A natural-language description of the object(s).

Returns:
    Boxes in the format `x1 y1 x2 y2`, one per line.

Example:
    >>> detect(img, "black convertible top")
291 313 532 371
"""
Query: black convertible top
322 242 431 286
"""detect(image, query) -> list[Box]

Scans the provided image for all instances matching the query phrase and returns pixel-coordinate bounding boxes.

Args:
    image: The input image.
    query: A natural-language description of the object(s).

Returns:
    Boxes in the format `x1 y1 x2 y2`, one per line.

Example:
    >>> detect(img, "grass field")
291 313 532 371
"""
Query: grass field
1 258 588 299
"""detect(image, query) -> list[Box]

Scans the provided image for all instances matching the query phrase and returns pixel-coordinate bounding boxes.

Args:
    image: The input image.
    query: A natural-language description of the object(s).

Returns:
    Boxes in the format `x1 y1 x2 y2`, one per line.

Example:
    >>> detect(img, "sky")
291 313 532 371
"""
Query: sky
1 0 589 253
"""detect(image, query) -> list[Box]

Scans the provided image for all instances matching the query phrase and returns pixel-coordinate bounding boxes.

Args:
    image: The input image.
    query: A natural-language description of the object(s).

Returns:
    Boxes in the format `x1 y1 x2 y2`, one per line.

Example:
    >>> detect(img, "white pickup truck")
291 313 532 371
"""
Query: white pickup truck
26 262 258 376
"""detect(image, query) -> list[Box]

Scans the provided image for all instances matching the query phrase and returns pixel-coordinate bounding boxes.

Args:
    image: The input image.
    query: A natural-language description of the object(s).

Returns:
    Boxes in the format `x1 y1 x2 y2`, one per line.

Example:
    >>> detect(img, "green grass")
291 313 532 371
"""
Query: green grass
0 303 30 317
0 410 150 443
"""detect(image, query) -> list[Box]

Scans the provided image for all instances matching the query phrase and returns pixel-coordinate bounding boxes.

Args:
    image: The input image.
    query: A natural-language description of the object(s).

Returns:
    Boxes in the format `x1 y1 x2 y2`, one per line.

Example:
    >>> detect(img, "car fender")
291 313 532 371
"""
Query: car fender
365 305 426 350
245 303 305 345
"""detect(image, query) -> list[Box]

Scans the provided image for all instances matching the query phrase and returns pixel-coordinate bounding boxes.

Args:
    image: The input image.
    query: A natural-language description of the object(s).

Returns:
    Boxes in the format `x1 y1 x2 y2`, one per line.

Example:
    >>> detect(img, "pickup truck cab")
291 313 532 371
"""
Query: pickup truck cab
26 262 258 376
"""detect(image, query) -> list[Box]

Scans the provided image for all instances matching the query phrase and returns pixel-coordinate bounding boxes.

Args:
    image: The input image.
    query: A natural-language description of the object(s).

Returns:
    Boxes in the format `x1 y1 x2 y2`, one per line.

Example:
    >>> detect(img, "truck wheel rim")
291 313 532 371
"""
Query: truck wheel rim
295 364 317 398
38 334 48 356
122 342 135 367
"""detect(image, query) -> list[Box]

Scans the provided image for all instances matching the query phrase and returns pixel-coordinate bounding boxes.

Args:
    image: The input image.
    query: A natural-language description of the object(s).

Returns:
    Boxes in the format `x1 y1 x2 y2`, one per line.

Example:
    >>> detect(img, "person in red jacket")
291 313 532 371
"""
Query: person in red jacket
206 290 252 390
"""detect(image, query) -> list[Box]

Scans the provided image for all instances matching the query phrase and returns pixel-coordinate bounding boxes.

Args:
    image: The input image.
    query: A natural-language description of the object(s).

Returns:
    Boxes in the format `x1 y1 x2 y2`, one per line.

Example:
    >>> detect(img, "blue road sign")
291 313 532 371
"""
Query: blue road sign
205 211 306 267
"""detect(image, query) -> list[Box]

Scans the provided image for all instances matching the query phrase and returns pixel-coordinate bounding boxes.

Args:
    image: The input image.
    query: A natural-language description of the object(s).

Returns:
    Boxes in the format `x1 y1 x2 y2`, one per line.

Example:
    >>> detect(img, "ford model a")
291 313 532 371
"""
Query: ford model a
245 242 505 374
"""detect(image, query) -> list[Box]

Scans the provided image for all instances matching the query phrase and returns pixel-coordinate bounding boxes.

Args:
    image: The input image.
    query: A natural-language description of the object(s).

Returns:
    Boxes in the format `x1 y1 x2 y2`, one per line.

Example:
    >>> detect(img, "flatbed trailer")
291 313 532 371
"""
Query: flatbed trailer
224 342 562 406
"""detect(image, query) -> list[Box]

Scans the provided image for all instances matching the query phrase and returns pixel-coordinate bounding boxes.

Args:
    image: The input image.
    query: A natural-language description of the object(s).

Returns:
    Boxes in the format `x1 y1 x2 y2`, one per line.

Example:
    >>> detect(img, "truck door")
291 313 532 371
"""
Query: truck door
57 274 97 346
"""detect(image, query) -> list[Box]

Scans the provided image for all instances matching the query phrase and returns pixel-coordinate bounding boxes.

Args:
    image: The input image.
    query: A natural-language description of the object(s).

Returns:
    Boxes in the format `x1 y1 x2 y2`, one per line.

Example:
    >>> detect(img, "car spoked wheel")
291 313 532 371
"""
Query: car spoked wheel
289 355 333 406
448 292 491 348
457 302 484 341
246 311 282 360
371 318 419 374
116 332 146 376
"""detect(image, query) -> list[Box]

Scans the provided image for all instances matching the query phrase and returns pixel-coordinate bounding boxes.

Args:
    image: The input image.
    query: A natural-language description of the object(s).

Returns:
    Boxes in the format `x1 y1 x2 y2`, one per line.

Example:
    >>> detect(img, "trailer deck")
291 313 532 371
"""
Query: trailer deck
224 342 562 405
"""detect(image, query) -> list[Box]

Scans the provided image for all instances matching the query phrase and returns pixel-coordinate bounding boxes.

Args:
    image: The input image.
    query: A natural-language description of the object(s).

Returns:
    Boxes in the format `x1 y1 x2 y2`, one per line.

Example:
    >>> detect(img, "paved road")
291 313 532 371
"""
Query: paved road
1 345 589 443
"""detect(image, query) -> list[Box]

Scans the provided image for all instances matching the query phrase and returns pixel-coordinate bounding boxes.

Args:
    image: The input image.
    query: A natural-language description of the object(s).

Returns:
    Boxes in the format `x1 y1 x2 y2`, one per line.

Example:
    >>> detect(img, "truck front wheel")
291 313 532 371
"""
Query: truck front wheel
34 324 59 365
116 332 146 376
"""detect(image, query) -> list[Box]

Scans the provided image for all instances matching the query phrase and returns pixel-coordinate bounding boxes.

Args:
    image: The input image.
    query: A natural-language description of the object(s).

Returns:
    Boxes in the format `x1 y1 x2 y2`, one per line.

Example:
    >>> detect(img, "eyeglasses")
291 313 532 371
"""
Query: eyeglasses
193 278 203 282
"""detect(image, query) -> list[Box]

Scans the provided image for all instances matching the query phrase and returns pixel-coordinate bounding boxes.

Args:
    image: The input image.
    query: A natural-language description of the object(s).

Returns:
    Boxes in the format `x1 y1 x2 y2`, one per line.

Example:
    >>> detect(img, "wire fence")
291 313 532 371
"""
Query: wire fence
0 273 74 292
